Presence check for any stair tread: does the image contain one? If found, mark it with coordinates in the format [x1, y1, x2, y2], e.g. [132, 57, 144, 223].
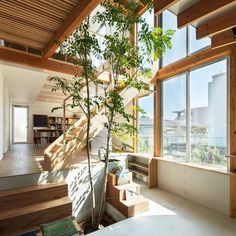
[0, 196, 71, 221]
[121, 195, 149, 207]
[114, 182, 140, 191]
[0, 182, 66, 198]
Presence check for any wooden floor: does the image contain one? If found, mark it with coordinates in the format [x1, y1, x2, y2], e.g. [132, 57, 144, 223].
[0, 144, 45, 177]
[0, 144, 99, 178]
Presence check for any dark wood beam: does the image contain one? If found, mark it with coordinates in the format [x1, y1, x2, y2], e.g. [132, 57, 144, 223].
[229, 45, 236, 218]
[42, 0, 101, 59]
[0, 47, 82, 75]
[211, 29, 236, 49]
[152, 45, 231, 81]
[154, 0, 180, 15]
[197, 9, 236, 39]
[178, 0, 236, 29]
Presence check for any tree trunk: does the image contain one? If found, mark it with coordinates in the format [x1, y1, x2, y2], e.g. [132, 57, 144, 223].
[96, 114, 113, 227]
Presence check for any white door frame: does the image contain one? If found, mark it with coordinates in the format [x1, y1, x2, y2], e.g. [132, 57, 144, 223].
[12, 105, 29, 144]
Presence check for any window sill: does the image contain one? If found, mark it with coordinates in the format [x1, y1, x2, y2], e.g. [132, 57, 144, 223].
[153, 157, 234, 176]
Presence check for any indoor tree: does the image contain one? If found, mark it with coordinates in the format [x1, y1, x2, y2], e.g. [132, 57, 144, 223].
[94, 0, 174, 227]
[50, 0, 174, 232]
[50, 16, 102, 229]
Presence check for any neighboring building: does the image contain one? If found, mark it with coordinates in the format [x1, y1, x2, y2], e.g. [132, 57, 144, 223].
[208, 72, 227, 148]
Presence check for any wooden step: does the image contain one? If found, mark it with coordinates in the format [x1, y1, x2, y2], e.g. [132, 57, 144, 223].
[69, 127, 82, 136]
[59, 135, 75, 144]
[50, 143, 63, 153]
[0, 197, 72, 236]
[0, 182, 68, 211]
[120, 195, 149, 217]
[107, 182, 140, 206]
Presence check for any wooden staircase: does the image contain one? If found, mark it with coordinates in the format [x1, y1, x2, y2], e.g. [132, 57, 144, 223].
[0, 182, 72, 236]
[107, 174, 149, 217]
[43, 87, 140, 171]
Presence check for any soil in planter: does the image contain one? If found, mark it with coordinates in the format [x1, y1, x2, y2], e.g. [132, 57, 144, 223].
[79, 212, 116, 235]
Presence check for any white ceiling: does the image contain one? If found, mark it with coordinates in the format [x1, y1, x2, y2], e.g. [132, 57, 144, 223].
[0, 63, 48, 103]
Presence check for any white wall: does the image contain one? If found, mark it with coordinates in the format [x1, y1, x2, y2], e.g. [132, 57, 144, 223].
[0, 69, 4, 160]
[4, 83, 10, 153]
[158, 160, 230, 215]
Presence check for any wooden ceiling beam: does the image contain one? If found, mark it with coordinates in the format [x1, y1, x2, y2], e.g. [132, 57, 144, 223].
[152, 45, 231, 81]
[211, 29, 236, 49]
[42, 0, 101, 59]
[197, 9, 236, 39]
[0, 47, 82, 75]
[154, 0, 180, 15]
[177, 0, 236, 29]
[0, 31, 45, 50]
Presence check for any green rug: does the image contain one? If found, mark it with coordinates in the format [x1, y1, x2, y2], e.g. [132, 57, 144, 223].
[42, 218, 78, 236]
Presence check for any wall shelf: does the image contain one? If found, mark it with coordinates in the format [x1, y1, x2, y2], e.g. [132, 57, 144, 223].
[129, 168, 148, 177]
[129, 162, 149, 171]
[128, 154, 157, 188]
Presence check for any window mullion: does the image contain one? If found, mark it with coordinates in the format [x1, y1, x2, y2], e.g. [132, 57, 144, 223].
[186, 72, 191, 162]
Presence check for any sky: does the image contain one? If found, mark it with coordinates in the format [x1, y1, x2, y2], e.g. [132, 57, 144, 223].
[138, 9, 227, 121]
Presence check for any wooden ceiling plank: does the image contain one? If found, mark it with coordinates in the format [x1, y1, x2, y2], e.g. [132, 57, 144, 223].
[0, 28, 51, 44]
[152, 45, 231, 81]
[177, 0, 236, 29]
[0, 5, 62, 29]
[0, 13, 55, 34]
[154, 0, 180, 15]
[0, 47, 82, 76]
[197, 8, 236, 39]
[211, 29, 236, 49]
[39, 0, 78, 13]
[42, 0, 102, 59]
[0, 31, 45, 50]
[12, 0, 68, 20]
[38, 95, 66, 100]
[0, 18, 52, 39]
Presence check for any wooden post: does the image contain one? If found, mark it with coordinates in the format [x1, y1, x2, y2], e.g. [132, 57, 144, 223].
[154, 80, 161, 157]
[132, 97, 138, 153]
[63, 100, 66, 143]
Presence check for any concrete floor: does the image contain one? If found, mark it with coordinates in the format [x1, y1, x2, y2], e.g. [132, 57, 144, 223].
[89, 180, 236, 236]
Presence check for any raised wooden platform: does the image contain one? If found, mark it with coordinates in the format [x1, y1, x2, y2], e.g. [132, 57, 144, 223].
[0, 182, 72, 236]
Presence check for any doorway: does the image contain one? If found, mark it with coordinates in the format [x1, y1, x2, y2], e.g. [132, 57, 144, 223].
[13, 105, 29, 143]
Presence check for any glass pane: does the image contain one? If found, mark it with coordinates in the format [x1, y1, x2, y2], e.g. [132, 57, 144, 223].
[162, 10, 187, 66]
[189, 25, 210, 54]
[190, 59, 227, 168]
[138, 94, 154, 154]
[162, 74, 186, 161]
[13, 107, 28, 143]
[138, 9, 154, 69]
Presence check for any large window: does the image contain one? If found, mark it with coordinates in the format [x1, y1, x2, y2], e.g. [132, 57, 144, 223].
[162, 10, 210, 66]
[162, 59, 228, 168]
[162, 74, 186, 161]
[138, 94, 154, 154]
[162, 10, 187, 66]
[190, 60, 227, 167]
[189, 25, 211, 54]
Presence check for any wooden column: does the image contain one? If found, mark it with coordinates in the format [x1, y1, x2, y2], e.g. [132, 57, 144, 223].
[230, 45, 236, 217]
[148, 80, 161, 188]
[132, 97, 138, 153]
[154, 80, 161, 157]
